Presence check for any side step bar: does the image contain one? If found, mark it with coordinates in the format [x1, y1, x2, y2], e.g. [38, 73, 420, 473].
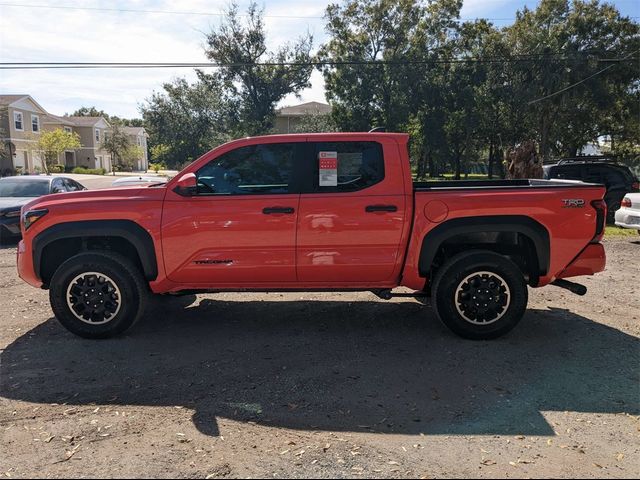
[371, 289, 429, 300]
[551, 279, 587, 296]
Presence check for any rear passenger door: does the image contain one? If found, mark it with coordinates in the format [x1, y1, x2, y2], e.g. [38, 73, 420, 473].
[296, 140, 406, 283]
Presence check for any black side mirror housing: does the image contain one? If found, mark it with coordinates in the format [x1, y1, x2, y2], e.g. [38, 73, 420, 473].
[173, 172, 198, 196]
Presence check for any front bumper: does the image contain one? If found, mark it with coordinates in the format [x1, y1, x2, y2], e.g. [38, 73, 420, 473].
[17, 239, 42, 288]
[557, 243, 606, 279]
[0, 216, 21, 238]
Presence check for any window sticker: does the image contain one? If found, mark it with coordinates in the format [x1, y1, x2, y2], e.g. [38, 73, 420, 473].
[319, 151, 338, 186]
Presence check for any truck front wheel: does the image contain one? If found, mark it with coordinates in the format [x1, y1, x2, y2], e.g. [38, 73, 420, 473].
[431, 250, 528, 340]
[49, 252, 147, 339]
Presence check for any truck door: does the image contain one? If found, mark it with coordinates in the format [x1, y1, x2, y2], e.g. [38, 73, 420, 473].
[162, 142, 303, 284]
[296, 140, 406, 283]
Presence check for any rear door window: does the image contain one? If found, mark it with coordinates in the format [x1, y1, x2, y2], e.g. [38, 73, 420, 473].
[308, 141, 384, 193]
[51, 178, 66, 193]
[63, 179, 82, 191]
[584, 166, 624, 188]
[551, 166, 583, 181]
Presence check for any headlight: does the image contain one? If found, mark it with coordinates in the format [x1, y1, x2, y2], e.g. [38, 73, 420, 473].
[23, 209, 49, 230]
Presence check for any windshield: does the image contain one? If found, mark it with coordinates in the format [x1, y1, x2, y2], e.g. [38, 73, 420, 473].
[0, 179, 50, 197]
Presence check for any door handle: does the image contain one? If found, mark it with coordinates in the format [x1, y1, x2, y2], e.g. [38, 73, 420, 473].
[263, 207, 295, 214]
[365, 205, 398, 213]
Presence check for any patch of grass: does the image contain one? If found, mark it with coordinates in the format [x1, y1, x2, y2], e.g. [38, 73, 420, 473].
[605, 226, 639, 237]
[71, 167, 106, 175]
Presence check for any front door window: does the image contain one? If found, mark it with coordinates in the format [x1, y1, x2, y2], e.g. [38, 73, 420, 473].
[195, 143, 295, 196]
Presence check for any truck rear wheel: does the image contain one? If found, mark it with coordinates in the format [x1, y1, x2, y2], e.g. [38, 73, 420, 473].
[431, 250, 528, 340]
[49, 252, 147, 339]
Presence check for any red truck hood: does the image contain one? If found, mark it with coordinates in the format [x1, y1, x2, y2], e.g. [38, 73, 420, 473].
[20, 184, 167, 214]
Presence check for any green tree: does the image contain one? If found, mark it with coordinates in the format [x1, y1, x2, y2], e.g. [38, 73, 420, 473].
[291, 113, 338, 133]
[36, 129, 82, 174]
[322, 0, 638, 177]
[0, 106, 11, 174]
[202, 2, 313, 135]
[504, 0, 640, 160]
[320, 0, 423, 132]
[102, 123, 133, 171]
[403, 0, 464, 178]
[71, 106, 144, 127]
[141, 76, 236, 168]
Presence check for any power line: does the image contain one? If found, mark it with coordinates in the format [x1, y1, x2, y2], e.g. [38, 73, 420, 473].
[527, 50, 640, 105]
[0, 55, 636, 70]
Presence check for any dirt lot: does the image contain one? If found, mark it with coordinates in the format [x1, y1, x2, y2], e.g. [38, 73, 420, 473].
[0, 238, 638, 479]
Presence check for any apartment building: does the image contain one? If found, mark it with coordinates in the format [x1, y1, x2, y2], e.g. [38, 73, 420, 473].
[1, 94, 148, 174]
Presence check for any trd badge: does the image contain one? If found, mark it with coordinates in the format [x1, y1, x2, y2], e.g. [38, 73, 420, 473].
[562, 199, 585, 208]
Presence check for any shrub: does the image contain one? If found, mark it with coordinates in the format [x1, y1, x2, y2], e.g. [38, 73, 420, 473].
[71, 167, 106, 175]
[48, 164, 65, 173]
[150, 162, 166, 173]
[113, 164, 133, 173]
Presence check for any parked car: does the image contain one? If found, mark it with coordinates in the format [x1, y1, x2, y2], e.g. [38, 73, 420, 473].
[0, 176, 86, 241]
[17, 133, 607, 340]
[614, 193, 640, 234]
[543, 157, 639, 223]
[112, 176, 168, 187]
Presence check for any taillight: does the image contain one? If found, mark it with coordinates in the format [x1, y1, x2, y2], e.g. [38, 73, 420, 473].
[591, 199, 606, 242]
[632, 181, 639, 191]
[621, 197, 632, 208]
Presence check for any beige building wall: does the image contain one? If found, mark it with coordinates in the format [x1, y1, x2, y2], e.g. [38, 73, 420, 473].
[125, 132, 149, 171]
[3, 99, 47, 172]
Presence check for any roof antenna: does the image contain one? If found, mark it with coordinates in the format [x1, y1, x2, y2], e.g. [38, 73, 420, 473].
[368, 126, 386, 133]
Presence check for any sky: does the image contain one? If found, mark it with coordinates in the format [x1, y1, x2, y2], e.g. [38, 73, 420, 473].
[0, 0, 638, 119]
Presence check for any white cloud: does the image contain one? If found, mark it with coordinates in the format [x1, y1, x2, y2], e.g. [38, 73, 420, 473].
[0, 0, 328, 118]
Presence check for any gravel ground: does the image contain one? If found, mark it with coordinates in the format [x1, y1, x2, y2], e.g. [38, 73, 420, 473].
[0, 238, 638, 479]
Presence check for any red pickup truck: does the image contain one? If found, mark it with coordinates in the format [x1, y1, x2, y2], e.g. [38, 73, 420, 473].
[16, 133, 607, 340]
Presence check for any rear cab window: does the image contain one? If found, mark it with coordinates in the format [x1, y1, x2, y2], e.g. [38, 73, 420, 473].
[308, 141, 384, 193]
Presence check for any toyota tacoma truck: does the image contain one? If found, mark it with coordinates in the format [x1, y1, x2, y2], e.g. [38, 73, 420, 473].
[16, 133, 607, 340]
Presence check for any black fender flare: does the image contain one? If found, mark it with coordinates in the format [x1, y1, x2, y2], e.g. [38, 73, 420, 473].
[418, 215, 550, 278]
[33, 220, 158, 281]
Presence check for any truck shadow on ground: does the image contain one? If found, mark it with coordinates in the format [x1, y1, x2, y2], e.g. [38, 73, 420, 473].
[1, 296, 638, 438]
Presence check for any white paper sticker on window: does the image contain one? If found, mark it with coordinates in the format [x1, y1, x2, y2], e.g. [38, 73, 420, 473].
[319, 151, 338, 187]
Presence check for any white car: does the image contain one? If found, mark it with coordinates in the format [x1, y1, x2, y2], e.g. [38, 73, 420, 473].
[112, 176, 168, 187]
[615, 193, 640, 233]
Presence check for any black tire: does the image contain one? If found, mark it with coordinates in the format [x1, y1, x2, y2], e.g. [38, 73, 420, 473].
[49, 251, 147, 339]
[607, 202, 621, 225]
[431, 250, 528, 340]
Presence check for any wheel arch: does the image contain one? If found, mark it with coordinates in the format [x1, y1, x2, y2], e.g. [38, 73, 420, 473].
[418, 215, 550, 286]
[33, 220, 158, 286]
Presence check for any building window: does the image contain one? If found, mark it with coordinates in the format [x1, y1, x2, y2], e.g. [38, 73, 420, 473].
[31, 114, 40, 132]
[95, 129, 100, 142]
[13, 111, 23, 131]
[64, 126, 72, 133]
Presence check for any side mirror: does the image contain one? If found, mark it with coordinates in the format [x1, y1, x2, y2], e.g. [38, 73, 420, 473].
[173, 172, 197, 197]
[52, 187, 64, 194]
